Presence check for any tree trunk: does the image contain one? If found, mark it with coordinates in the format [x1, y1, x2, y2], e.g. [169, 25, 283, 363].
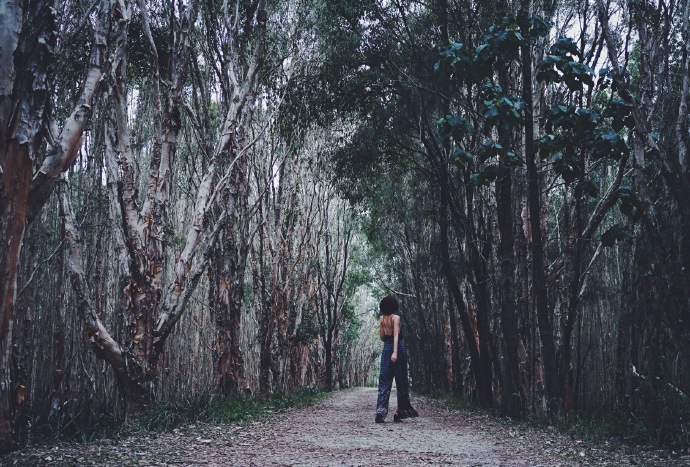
[615, 229, 635, 409]
[209, 228, 247, 396]
[209, 162, 249, 396]
[467, 196, 495, 408]
[324, 333, 333, 391]
[523, 30, 560, 414]
[496, 67, 521, 418]
[0, 144, 31, 450]
[0, 0, 106, 448]
[439, 194, 482, 398]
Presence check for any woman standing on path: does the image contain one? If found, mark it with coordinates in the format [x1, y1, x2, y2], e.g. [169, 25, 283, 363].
[375, 295, 419, 423]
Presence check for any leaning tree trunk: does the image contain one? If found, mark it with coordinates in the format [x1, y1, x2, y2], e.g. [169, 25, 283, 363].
[438, 193, 482, 397]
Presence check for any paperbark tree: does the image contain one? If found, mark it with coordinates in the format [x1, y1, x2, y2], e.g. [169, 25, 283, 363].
[58, 0, 203, 407]
[520, 17, 559, 414]
[0, 0, 111, 449]
[59, 0, 269, 407]
[199, 0, 268, 397]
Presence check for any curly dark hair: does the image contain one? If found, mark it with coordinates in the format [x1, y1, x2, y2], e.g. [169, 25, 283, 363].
[379, 295, 399, 315]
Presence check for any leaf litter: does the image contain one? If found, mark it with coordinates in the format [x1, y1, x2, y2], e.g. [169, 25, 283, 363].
[1, 387, 688, 466]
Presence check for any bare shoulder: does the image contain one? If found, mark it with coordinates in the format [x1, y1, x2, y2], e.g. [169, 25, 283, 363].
[392, 314, 401, 323]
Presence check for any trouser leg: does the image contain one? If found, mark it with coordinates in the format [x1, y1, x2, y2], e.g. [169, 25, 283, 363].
[376, 345, 394, 417]
[394, 343, 411, 410]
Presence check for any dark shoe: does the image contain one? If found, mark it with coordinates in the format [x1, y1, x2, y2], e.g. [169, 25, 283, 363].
[375, 414, 385, 423]
[393, 411, 402, 422]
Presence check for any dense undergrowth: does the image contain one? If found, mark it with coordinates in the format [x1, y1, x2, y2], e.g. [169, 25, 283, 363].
[38, 386, 325, 445]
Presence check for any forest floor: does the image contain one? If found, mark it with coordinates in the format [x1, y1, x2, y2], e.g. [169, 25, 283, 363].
[2, 387, 688, 466]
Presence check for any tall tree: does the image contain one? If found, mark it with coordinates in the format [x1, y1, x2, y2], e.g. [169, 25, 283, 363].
[59, 0, 269, 408]
[200, 0, 268, 397]
[0, 0, 112, 449]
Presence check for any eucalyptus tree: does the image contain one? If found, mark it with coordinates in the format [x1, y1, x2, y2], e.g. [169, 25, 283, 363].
[58, 0, 269, 410]
[0, 0, 120, 450]
[193, 0, 272, 398]
[250, 134, 321, 396]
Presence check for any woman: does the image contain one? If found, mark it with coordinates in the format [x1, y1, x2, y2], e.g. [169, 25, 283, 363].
[375, 295, 419, 423]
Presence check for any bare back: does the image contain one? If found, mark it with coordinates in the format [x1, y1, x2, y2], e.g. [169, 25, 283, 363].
[379, 314, 400, 341]
[380, 315, 394, 335]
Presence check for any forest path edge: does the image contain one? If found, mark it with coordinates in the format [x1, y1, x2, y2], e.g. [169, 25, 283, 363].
[1, 386, 688, 466]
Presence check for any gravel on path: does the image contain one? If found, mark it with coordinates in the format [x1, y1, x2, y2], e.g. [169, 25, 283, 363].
[2, 387, 688, 466]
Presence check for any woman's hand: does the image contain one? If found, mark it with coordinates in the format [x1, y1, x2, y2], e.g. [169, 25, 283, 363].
[391, 352, 398, 363]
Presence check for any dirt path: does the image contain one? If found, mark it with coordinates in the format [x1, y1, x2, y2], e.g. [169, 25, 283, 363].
[3, 387, 687, 466]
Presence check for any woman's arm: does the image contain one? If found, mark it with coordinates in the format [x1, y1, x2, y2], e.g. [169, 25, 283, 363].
[391, 315, 400, 363]
[379, 316, 385, 341]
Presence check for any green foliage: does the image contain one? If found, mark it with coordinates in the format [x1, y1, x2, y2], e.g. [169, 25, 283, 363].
[528, 15, 552, 38]
[477, 18, 524, 63]
[537, 38, 594, 91]
[470, 139, 523, 186]
[615, 184, 642, 220]
[127, 23, 169, 83]
[132, 394, 213, 433]
[436, 14, 550, 85]
[603, 99, 636, 132]
[42, 412, 120, 445]
[263, 386, 324, 410]
[480, 85, 525, 129]
[436, 15, 576, 188]
[208, 386, 324, 424]
[535, 83, 634, 203]
[438, 115, 474, 141]
[590, 130, 631, 161]
[133, 388, 326, 433]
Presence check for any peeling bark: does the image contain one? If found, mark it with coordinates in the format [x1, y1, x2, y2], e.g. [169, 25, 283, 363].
[57, 178, 129, 392]
[26, 1, 110, 222]
[205, 0, 267, 397]
[0, 0, 107, 450]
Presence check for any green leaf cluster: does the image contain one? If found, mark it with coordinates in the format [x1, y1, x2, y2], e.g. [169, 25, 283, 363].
[537, 38, 594, 91]
[538, 98, 633, 187]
